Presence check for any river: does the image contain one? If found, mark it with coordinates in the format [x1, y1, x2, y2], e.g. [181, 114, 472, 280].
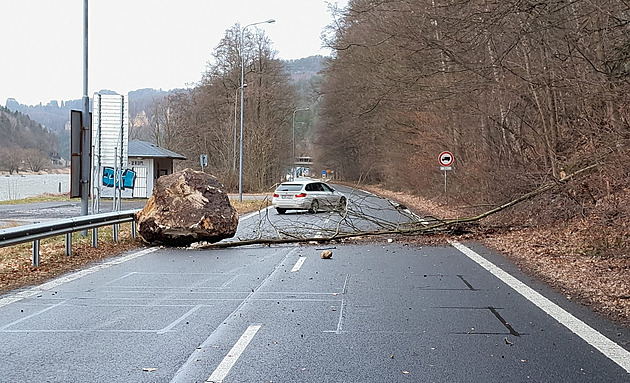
[0, 173, 70, 202]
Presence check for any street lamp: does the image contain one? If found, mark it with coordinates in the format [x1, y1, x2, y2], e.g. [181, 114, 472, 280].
[292, 108, 309, 181]
[239, 18, 275, 202]
[233, 84, 246, 172]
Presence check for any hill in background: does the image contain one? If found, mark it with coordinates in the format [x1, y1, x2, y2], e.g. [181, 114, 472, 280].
[4, 89, 171, 160]
[3, 56, 325, 161]
[0, 105, 59, 173]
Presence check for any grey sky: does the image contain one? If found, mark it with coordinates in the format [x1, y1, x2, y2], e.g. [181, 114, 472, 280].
[0, 0, 347, 106]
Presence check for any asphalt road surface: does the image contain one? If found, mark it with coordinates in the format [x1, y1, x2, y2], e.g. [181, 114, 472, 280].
[1, 187, 629, 382]
[233, 184, 423, 242]
[0, 199, 148, 227]
[0, 194, 261, 228]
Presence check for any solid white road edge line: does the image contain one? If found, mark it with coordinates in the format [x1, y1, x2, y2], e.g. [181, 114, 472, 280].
[450, 241, 630, 374]
[239, 206, 273, 222]
[291, 256, 306, 272]
[206, 324, 262, 383]
[0, 247, 157, 308]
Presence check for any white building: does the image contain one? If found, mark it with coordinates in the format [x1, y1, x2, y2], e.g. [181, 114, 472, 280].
[127, 140, 186, 198]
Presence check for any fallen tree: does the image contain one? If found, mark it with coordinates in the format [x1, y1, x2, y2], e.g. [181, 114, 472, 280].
[198, 164, 599, 249]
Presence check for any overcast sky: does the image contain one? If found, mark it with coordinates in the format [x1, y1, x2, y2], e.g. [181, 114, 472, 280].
[0, 0, 348, 106]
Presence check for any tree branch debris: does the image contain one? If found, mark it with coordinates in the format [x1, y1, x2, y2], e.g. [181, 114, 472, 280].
[198, 164, 599, 249]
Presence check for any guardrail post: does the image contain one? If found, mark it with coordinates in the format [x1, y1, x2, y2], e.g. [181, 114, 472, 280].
[65, 233, 72, 256]
[131, 220, 137, 239]
[32, 240, 40, 267]
[92, 228, 98, 248]
[113, 224, 119, 243]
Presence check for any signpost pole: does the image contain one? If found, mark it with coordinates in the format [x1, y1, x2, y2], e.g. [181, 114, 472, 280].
[444, 170, 448, 203]
[438, 151, 454, 204]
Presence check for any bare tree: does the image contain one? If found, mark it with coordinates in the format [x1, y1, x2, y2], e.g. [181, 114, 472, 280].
[23, 149, 49, 172]
[318, 0, 630, 210]
[159, 24, 298, 192]
[0, 146, 24, 174]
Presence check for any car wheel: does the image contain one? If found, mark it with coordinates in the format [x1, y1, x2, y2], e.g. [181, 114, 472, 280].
[276, 208, 286, 215]
[337, 196, 347, 211]
[308, 200, 319, 214]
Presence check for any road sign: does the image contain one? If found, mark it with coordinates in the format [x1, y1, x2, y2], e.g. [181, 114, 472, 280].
[322, 170, 327, 178]
[439, 151, 454, 167]
[200, 154, 208, 171]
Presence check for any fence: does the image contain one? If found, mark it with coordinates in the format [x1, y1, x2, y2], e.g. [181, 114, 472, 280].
[0, 210, 139, 266]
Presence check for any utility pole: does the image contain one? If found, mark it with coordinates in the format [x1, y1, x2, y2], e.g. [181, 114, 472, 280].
[81, 0, 90, 227]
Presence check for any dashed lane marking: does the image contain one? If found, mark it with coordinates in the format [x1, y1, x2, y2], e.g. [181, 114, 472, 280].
[206, 324, 262, 383]
[290, 256, 306, 272]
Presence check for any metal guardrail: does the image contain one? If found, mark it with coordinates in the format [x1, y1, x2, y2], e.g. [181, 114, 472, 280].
[0, 209, 140, 267]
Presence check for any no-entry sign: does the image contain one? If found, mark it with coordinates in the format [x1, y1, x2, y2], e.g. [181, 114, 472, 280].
[439, 151, 454, 167]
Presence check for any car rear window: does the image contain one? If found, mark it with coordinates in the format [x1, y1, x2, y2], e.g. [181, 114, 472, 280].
[276, 184, 303, 192]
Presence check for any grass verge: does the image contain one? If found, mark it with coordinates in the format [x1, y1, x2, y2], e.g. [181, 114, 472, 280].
[0, 198, 268, 294]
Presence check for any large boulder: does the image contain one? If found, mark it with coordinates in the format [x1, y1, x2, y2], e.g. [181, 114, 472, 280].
[135, 169, 238, 246]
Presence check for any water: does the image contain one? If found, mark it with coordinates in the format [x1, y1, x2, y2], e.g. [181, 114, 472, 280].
[0, 173, 70, 201]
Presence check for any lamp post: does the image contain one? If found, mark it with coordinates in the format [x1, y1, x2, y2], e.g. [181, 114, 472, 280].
[80, 0, 90, 234]
[239, 18, 275, 202]
[292, 108, 309, 181]
[233, 85, 245, 172]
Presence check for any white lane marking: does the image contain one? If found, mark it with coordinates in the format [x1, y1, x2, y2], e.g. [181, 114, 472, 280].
[206, 324, 262, 383]
[0, 247, 157, 308]
[328, 274, 350, 334]
[451, 241, 630, 374]
[104, 272, 138, 286]
[239, 206, 273, 222]
[356, 188, 378, 197]
[290, 256, 306, 272]
[170, 248, 297, 382]
[156, 305, 202, 335]
[334, 298, 347, 334]
[219, 274, 241, 289]
[0, 301, 65, 331]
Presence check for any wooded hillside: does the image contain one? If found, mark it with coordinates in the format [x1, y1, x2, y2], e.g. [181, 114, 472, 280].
[0, 106, 58, 173]
[316, 0, 630, 257]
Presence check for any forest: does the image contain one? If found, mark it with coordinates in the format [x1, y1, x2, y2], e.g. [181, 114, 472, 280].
[313, 0, 630, 257]
[0, 105, 58, 173]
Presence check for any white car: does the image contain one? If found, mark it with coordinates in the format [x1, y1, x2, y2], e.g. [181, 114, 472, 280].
[272, 180, 347, 214]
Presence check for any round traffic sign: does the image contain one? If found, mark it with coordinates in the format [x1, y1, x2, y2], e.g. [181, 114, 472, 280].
[439, 151, 454, 167]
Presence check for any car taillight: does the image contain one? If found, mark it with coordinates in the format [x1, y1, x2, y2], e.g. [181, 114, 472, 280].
[273, 193, 279, 198]
[295, 193, 307, 198]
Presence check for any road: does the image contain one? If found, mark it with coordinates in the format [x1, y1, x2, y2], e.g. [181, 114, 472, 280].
[0, 200, 147, 227]
[0, 185, 629, 382]
[233, 184, 423, 241]
[0, 194, 263, 227]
